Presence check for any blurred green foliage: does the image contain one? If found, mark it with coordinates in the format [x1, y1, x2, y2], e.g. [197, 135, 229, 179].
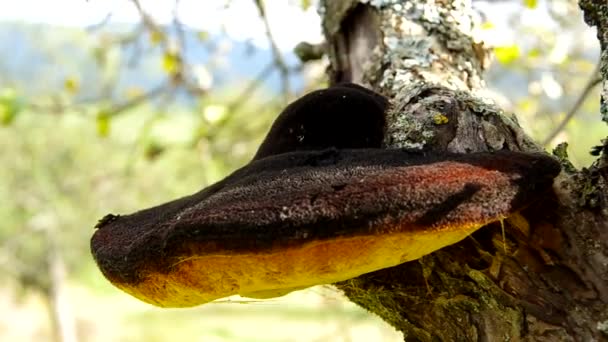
[0, 92, 278, 284]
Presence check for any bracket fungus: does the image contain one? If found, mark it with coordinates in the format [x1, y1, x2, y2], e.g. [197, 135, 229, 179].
[91, 84, 560, 308]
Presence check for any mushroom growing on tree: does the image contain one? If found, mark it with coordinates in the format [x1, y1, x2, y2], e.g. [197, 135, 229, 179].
[91, 84, 560, 307]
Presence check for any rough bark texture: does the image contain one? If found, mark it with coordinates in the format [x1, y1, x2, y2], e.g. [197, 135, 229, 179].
[321, 0, 608, 340]
[579, 0, 608, 124]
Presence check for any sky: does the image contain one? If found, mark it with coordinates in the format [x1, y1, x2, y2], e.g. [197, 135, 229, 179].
[0, 0, 597, 65]
[0, 0, 576, 51]
[0, 0, 324, 51]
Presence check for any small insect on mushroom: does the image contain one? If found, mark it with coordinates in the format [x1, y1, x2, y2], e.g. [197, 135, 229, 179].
[90, 84, 560, 308]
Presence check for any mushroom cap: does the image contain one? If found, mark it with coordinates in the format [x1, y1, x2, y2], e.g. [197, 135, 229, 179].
[91, 148, 560, 307]
[253, 83, 387, 159]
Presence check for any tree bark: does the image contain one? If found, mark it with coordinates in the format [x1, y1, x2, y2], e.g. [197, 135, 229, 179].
[320, 0, 608, 340]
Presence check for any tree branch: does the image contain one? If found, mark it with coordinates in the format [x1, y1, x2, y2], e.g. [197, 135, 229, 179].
[542, 62, 602, 146]
[322, 1, 608, 340]
[253, 0, 290, 101]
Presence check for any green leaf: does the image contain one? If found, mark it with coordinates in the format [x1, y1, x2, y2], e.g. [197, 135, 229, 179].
[527, 48, 541, 58]
[0, 102, 15, 125]
[480, 22, 494, 30]
[301, 0, 311, 10]
[149, 30, 166, 45]
[162, 52, 181, 75]
[0, 88, 23, 126]
[64, 77, 80, 94]
[494, 45, 520, 65]
[96, 111, 111, 137]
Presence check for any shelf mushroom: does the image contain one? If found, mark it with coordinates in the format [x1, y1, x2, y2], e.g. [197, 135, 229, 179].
[91, 84, 561, 307]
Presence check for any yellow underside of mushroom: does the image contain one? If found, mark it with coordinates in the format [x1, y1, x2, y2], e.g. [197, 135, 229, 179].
[114, 220, 497, 307]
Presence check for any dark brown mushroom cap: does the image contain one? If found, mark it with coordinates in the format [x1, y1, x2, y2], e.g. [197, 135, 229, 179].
[91, 148, 560, 307]
[253, 83, 387, 160]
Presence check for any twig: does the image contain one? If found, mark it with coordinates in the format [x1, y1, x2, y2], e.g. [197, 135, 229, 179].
[130, 0, 207, 97]
[172, 0, 187, 53]
[131, 0, 164, 41]
[542, 62, 602, 146]
[253, 0, 290, 102]
[227, 61, 275, 114]
[107, 83, 169, 117]
[86, 12, 113, 32]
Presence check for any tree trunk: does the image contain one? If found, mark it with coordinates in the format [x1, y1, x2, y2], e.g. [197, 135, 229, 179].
[320, 0, 608, 340]
[46, 229, 78, 342]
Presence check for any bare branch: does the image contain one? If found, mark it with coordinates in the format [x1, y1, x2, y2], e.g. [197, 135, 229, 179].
[542, 62, 602, 146]
[131, 0, 166, 48]
[253, 0, 290, 101]
[172, 0, 187, 53]
[106, 83, 170, 118]
[227, 61, 275, 114]
[130, 0, 208, 98]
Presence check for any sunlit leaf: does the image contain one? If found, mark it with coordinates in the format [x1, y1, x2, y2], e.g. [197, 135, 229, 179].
[523, 0, 537, 9]
[301, 0, 311, 10]
[162, 52, 181, 75]
[149, 30, 165, 45]
[480, 22, 494, 30]
[0, 88, 23, 126]
[64, 77, 80, 94]
[494, 45, 520, 65]
[96, 111, 111, 137]
[0, 103, 15, 125]
[203, 105, 227, 124]
[517, 98, 536, 113]
[527, 48, 541, 58]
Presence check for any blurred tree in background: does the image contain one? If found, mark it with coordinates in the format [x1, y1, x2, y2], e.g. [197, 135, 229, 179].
[0, 0, 604, 341]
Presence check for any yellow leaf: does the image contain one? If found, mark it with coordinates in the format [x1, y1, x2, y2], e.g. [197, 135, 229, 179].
[64, 77, 80, 94]
[162, 52, 181, 75]
[0, 88, 21, 126]
[517, 98, 536, 113]
[494, 45, 520, 65]
[301, 0, 311, 10]
[480, 22, 494, 30]
[0, 103, 13, 125]
[96, 111, 111, 137]
[149, 30, 165, 45]
[527, 48, 541, 58]
[523, 0, 537, 9]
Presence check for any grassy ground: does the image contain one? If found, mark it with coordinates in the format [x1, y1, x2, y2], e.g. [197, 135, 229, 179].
[0, 281, 402, 342]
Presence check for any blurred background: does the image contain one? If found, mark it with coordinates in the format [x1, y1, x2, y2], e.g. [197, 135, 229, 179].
[0, 0, 605, 341]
